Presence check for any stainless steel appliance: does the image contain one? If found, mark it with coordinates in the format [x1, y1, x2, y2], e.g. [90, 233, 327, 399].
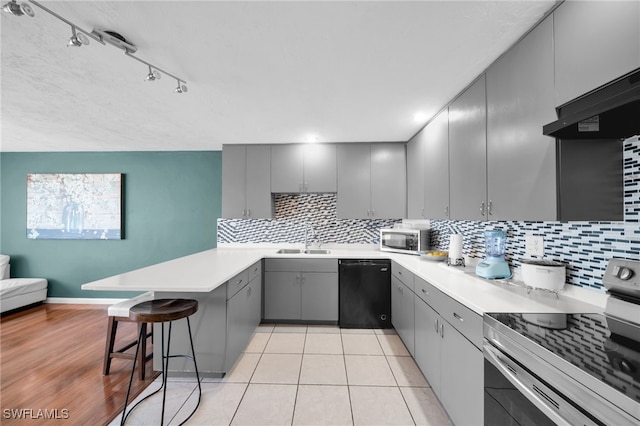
[339, 259, 391, 328]
[379, 228, 430, 255]
[484, 259, 640, 425]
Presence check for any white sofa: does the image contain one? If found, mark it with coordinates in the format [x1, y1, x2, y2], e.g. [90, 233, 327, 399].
[0, 255, 48, 314]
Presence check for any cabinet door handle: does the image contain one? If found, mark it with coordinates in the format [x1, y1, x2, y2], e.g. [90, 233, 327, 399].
[304, 183, 308, 192]
[247, 209, 251, 217]
[488, 200, 493, 216]
[445, 205, 449, 217]
[237, 279, 243, 286]
[242, 209, 246, 218]
[247, 286, 252, 297]
[480, 202, 485, 216]
[421, 288, 428, 295]
[301, 274, 305, 285]
[434, 318, 439, 333]
[453, 312, 464, 322]
[299, 183, 303, 192]
[421, 208, 424, 218]
[440, 323, 444, 338]
[371, 209, 375, 217]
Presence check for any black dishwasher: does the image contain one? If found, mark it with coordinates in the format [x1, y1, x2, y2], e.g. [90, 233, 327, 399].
[339, 259, 392, 328]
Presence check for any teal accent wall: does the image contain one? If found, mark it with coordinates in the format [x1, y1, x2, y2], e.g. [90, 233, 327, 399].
[0, 151, 222, 298]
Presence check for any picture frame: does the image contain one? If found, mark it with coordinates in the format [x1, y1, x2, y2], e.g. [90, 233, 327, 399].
[26, 173, 123, 240]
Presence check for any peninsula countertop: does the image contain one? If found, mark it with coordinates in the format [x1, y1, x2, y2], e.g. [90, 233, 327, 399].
[81, 245, 604, 315]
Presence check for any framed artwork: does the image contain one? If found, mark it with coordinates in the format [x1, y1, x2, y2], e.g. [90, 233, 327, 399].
[26, 173, 123, 240]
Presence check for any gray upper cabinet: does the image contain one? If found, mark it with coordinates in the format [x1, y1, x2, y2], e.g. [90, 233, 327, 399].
[486, 17, 557, 221]
[271, 144, 304, 193]
[337, 144, 371, 218]
[271, 144, 337, 193]
[371, 143, 407, 219]
[337, 143, 406, 219]
[422, 109, 450, 220]
[222, 145, 272, 218]
[407, 109, 449, 220]
[554, 0, 640, 106]
[406, 132, 425, 219]
[448, 76, 487, 221]
[303, 144, 337, 193]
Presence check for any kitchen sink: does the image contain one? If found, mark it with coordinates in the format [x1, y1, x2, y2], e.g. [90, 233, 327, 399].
[275, 248, 331, 255]
[304, 249, 331, 255]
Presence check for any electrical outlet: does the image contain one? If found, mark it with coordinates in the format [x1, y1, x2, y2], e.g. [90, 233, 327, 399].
[525, 235, 544, 257]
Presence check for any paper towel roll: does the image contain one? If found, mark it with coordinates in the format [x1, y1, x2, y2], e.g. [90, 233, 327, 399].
[449, 234, 463, 260]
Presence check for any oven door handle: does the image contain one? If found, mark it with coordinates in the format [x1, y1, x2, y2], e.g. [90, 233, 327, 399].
[484, 344, 573, 426]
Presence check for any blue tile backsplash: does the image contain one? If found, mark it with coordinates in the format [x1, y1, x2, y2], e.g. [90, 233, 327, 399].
[219, 136, 639, 292]
[431, 136, 639, 291]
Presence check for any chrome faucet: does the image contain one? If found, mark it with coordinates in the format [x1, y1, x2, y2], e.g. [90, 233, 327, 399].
[304, 222, 317, 251]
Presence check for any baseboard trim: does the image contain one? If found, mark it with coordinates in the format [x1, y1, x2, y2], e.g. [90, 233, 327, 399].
[46, 297, 126, 305]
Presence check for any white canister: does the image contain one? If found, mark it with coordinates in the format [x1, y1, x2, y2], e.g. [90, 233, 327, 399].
[448, 234, 463, 261]
[520, 259, 566, 291]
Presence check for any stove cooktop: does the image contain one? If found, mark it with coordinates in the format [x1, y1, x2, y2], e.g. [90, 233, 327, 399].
[487, 312, 640, 406]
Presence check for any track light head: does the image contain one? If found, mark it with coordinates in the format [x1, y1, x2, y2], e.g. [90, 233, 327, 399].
[145, 66, 161, 81]
[174, 81, 188, 94]
[2, 1, 34, 17]
[68, 26, 89, 47]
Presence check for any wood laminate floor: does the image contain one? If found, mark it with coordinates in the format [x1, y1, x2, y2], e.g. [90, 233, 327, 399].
[0, 303, 158, 425]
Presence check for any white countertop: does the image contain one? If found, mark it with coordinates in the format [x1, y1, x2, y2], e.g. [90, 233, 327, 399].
[82, 245, 604, 315]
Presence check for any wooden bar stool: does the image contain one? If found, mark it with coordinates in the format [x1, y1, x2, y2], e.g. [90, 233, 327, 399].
[103, 292, 154, 380]
[120, 299, 201, 426]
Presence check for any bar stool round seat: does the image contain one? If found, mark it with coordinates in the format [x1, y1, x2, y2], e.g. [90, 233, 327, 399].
[120, 298, 201, 426]
[130, 299, 198, 323]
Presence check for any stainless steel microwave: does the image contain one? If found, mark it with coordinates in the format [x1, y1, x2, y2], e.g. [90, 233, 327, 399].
[379, 228, 430, 255]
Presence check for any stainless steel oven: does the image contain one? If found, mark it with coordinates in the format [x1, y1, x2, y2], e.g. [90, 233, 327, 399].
[484, 259, 640, 426]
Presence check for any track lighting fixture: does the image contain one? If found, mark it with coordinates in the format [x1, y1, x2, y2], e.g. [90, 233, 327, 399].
[145, 65, 161, 81]
[67, 26, 89, 47]
[174, 80, 188, 94]
[6, 0, 187, 93]
[2, 0, 34, 17]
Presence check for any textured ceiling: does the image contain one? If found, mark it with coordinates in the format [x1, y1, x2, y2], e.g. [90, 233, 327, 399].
[0, 1, 557, 152]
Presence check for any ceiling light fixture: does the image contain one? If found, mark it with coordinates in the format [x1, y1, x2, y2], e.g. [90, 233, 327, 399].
[7, 0, 187, 93]
[145, 65, 161, 81]
[413, 112, 428, 122]
[67, 25, 89, 47]
[174, 79, 188, 94]
[2, 0, 34, 17]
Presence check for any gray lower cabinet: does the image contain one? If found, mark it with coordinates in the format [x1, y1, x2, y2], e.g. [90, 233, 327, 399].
[264, 259, 338, 322]
[154, 261, 263, 375]
[225, 277, 262, 370]
[414, 276, 483, 426]
[391, 262, 415, 355]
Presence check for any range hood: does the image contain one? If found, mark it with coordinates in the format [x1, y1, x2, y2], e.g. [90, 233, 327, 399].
[543, 68, 640, 140]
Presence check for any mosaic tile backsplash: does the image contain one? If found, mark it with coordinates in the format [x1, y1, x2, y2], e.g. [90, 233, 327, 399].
[217, 193, 401, 245]
[431, 136, 639, 291]
[218, 136, 639, 292]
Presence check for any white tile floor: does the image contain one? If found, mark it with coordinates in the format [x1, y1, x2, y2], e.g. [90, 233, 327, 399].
[110, 325, 452, 426]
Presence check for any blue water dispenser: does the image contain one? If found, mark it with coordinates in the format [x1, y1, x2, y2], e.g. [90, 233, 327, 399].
[475, 229, 511, 279]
